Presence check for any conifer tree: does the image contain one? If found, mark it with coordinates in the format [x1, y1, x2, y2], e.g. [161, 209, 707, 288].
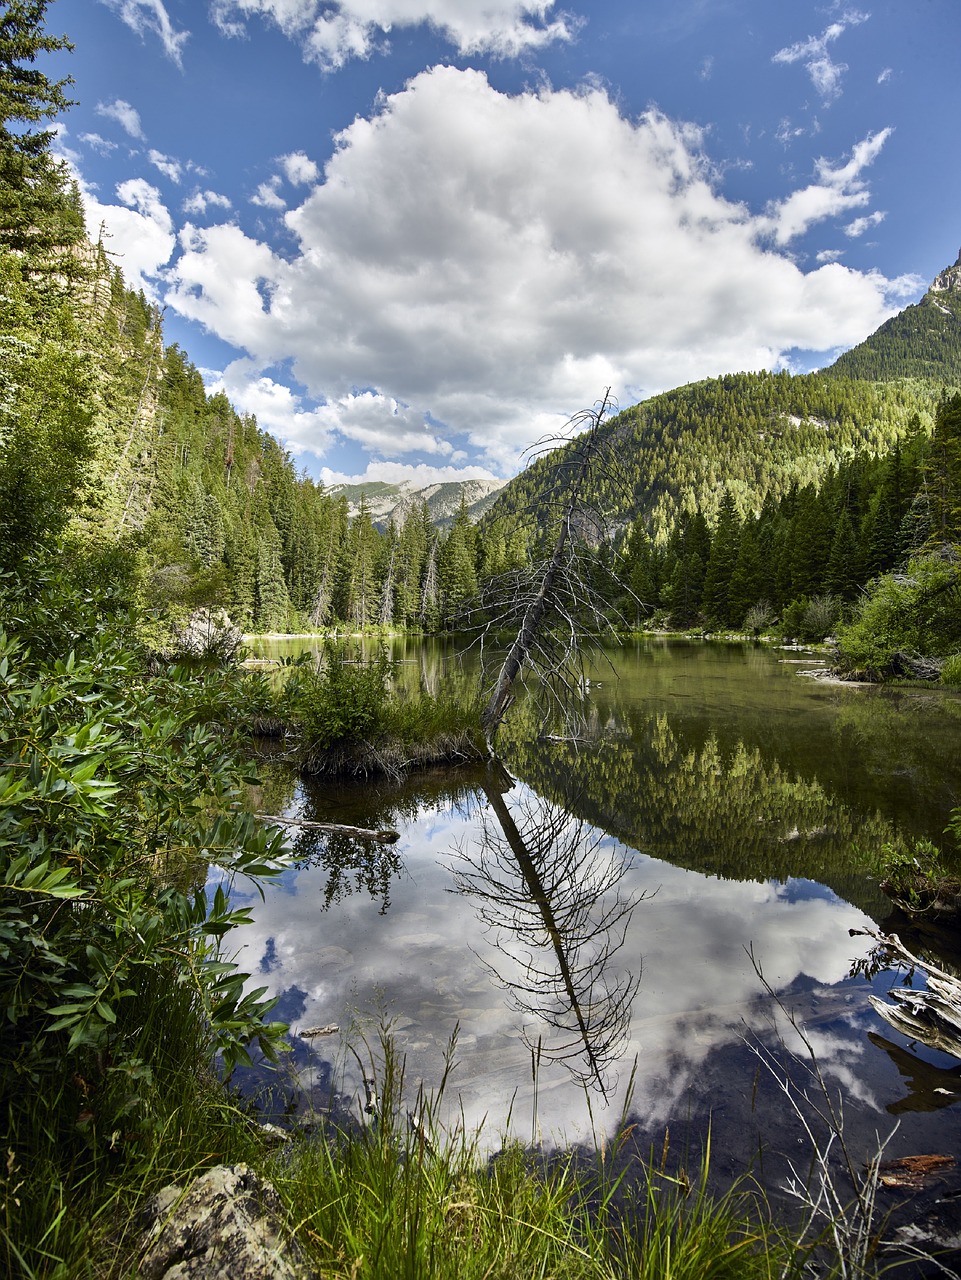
[702, 492, 740, 625]
[440, 496, 478, 622]
[0, 1, 83, 262]
[925, 393, 961, 545]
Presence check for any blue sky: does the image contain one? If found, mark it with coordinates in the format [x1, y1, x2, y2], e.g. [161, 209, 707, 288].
[48, 0, 961, 485]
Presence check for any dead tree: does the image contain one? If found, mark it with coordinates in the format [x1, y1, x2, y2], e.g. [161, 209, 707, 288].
[473, 389, 634, 752]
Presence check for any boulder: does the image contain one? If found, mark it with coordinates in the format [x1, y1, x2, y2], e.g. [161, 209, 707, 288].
[165, 608, 243, 663]
[138, 1163, 306, 1279]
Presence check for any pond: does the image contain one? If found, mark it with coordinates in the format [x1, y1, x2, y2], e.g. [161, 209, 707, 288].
[229, 636, 961, 1216]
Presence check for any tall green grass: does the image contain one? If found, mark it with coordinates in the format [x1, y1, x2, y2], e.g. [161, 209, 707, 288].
[267, 1028, 792, 1280]
[2, 971, 267, 1279]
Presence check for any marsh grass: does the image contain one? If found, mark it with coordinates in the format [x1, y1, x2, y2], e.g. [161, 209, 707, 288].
[5, 1007, 831, 1280]
[287, 648, 484, 778]
[267, 1027, 792, 1280]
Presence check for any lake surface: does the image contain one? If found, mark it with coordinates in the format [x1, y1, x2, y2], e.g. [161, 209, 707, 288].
[231, 637, 961, 1209]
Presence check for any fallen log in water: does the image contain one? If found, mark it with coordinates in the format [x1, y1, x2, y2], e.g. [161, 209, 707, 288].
[255, 813, 400, 843]
[859, 929, 961, 1061]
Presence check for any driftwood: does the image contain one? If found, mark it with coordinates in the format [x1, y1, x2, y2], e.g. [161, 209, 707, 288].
[860, 929, 961, 1061]
[888, 650, 944, 681]
[255, 813, 400, 843]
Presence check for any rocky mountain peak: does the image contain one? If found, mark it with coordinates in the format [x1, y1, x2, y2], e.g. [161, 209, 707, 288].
[931, 248, 961, 295]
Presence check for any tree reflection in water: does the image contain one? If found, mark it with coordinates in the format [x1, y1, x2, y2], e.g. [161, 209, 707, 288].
[448, 762, 645, 1094]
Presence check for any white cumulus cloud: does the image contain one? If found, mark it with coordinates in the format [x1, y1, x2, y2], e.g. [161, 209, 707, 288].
[148, 149, 183, 182]
[762, 128, 892, 245]
[251, 176, 286, 208]
[160, 69, 910, 471]
[320, 459, 500, 487]
[82, 178, 176, 297]
[279, 151, 320, 185]
[212, 359, 335, 453]
[844, 210, 885, 238]
[183, 189, 233, 215]
[773, 11, 870, 103]
[210, 0, 574, 69]
[96, 98, 145, 139]
[79, 132, 118, 154]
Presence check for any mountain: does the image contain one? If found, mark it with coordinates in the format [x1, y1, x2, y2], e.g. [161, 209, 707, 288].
[481, 252, 961, 547]
[824, 249, 961, 383]
[481, 372, 936, 546]
[327, 477, 506, 529]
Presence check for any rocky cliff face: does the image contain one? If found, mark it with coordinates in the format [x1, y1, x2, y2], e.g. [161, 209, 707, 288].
[931, 250, 961, 296]
[329, 476, 506, 529]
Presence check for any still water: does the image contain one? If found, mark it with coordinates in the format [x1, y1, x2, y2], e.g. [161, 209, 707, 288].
[231, 637, 961, 1178]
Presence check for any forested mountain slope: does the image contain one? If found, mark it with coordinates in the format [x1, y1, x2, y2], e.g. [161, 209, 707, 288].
[483, 372, 937, 547]
[824, 250, 961, 383]
[481, 252, 961, 550]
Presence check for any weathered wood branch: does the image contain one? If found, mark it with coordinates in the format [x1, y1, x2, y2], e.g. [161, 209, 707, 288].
[254, 813, 400, 843]
[859, 928, 961, 1061]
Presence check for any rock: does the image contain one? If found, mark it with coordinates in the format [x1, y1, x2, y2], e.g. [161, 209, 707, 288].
[165, 608, 243, 663]
[138, 1163, 306, 1279]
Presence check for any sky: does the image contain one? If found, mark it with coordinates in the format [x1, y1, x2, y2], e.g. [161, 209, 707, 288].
[47, 0, 961, 487]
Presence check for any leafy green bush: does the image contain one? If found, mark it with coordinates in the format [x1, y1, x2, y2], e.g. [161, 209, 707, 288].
[941, 652, 961, 686]
[285, 643, 392, 751]
[0, 611, 292, 1139]
[835, 553, 961, 677]
[778, 596, 808, 640]
[801, 593, 840, 640]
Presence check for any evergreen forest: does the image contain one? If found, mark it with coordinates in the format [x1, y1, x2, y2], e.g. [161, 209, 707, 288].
[3, 0, 960, 661]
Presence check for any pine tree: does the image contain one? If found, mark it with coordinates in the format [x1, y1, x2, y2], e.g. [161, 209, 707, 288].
[0, 1, 83, 262]
[255, 526, 290, 632]
[702, 493, 740, 626]
[440, 497, 478, 623]
[925, 393, 961, 545]
[824, 508, 859, 600]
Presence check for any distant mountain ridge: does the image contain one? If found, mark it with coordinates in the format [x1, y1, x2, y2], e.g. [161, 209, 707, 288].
[327, 476, 506, 529]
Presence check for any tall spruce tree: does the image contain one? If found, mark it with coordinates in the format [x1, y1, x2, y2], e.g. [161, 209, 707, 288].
[0, 1, 83, 261]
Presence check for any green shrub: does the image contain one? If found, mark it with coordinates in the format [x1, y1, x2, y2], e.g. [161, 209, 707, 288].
[778, 596, 809, 640]
[835, 552, 961, 677]
[941, 652, 961, 686]
[0, 575, 297, 1275]
[285, 643, 392, 750]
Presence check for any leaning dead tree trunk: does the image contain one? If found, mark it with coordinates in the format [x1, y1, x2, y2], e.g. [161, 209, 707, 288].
[480, 389, 616, 752]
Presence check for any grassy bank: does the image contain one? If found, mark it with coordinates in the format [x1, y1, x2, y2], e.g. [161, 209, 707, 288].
[4, 1013, 796, 1279]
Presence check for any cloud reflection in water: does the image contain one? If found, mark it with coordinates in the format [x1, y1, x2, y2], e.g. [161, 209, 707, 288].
[224, 773, 879, 1147]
